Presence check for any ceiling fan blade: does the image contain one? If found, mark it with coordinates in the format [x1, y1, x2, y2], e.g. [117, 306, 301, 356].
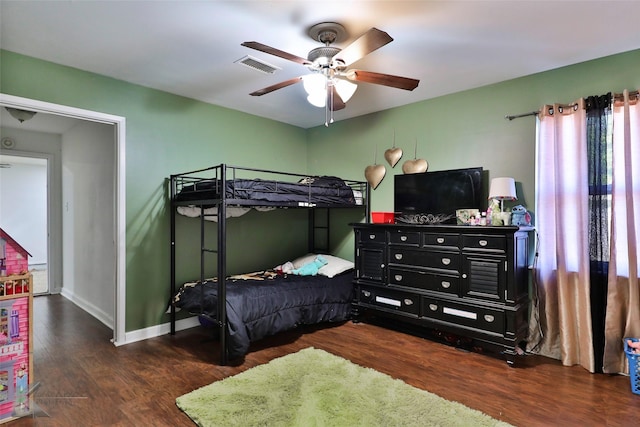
[241, 42, 310, 66]
[249, 77, 303, 96]
[328, 86, 346, 111]
[345, 70, 419, 91]
[334, 28, 393, 67]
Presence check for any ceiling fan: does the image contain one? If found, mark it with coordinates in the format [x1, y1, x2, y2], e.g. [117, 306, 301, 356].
[241, 22, 420, 123]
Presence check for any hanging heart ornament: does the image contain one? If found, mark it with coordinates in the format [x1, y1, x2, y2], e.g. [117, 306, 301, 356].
[384, 129, 403, 168]
[384, 147, 403, 168]
[365, 164, 386, 190]
[402, 138, 428, 174]
[402, 159, 428, 174]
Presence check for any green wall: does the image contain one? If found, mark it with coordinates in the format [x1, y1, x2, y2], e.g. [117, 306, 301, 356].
[2, 48, 639, 333]
[308, 48, 640, 250]
[1, 50, 310, 331]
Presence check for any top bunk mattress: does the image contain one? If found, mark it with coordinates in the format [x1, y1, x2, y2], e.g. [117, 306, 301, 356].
[171, 165, 366, 208]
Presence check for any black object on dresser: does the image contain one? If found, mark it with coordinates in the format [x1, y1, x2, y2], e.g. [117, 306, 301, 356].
[351, 223, 531, 365]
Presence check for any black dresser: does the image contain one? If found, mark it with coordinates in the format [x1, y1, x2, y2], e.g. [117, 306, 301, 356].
[351, 223, 531, 365]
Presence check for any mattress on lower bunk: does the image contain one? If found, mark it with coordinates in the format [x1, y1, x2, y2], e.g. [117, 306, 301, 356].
[173, 271, 354, 360]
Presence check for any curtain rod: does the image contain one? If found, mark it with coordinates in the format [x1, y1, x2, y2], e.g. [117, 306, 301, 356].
[504, 111, 538, 121]
[506, 90, 638, 121]
[614, 89, 639, 101]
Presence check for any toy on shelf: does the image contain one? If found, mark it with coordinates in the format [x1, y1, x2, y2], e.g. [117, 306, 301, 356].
[511, 205, 532, 226]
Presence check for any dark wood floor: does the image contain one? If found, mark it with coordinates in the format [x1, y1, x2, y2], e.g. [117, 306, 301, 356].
[10, 295, 640, 426]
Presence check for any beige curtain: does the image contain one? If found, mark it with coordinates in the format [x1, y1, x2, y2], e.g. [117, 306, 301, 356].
[531, 98, 595, 372]
[603, 90, 640, 374]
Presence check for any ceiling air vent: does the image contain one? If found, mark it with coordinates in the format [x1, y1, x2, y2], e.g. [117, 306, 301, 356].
[235, 55, 280, 74]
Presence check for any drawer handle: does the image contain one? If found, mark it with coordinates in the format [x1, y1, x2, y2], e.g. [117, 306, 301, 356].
[362, 290, 371, 297]
[479, 240, 488, 246]
[484, 314, 495, 323]
[441, 258, 451, 265]
[395, 254, 403, 260]
[369, 234, 376, 240]
[404, 299, 414, 306]
[437, 237, 445, 244]
[462, 273, 467, 279]
[441, 281, 451, 289]
[395, 274, 403, 282]
[401, 235, 408, 241]
[428, 303, 438, 311]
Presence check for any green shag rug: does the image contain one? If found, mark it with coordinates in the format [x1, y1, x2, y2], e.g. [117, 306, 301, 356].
[176, 347, 512, 427]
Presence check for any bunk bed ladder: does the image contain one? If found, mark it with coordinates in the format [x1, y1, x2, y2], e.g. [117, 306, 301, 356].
[217, 165, 228, 366]
[308, 208, 330, 253]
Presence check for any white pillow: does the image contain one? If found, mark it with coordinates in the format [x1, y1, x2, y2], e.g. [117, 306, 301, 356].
[289, 253, 354, 278]
[318, 255, 354, 278]
[291, 253, 318, 269]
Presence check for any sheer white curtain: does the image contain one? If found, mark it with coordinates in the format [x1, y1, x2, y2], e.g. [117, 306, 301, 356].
[533, 99, 595, 372]
[603, 90, 640, 374]
[533, 90, 640, 373]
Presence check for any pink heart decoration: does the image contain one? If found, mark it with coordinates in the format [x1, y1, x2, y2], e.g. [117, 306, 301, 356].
[364, 164, 386, 190]
[402, 159, 428, 174]
[384, 147, 403, 168]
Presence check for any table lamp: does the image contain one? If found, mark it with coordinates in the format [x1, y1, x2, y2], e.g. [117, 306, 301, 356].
[488, 177, 517, 212]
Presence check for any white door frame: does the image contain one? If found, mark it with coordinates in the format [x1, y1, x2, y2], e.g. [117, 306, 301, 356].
[0, 151, 52, 294]
[0, 93, 126, 346]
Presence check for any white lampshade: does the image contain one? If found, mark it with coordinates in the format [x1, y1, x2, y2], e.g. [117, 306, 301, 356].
[334, 78, 357, 103]
[303, 74, 327, 108]
[306, 92, 326, 108]
[302, 74, 358, 108]
[489, 177, 517, 212]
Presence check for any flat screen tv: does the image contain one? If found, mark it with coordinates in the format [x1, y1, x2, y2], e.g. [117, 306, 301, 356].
[394, 167, 483, 224]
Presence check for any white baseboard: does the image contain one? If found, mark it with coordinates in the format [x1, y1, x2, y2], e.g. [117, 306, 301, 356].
[118, 316, 200, 346]
[60, 288, 114, 329]
[59, 291, 201, 346]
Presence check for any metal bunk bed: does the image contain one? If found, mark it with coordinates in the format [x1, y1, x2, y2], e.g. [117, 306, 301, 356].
[169, 164, 369, 365]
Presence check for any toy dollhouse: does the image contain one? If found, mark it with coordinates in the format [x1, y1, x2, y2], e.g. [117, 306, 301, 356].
[0, 229, 33, 422]
[0, 228, 31, 277]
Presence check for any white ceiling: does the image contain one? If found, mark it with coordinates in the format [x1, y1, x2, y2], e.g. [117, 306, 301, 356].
[1, 1, 639, 129]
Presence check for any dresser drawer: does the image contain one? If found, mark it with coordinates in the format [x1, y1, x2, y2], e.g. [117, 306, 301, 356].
[357, 286, 420, 316]
[462, 235, 506, 252]
[388, 247, 460, 272]
[388, 230, 420, 246]
[423, 233, 460, 248]
[357, 229, 386, 244]
[421, 297, 504, 334]
[388, 267, 459, 294]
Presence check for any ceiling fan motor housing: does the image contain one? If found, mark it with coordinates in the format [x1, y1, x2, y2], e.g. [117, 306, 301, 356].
[307, 46, 341, 66]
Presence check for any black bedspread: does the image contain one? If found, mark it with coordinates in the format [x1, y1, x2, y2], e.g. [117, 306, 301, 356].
[173, 272, 354, 359]
[174, 176, 357, 205]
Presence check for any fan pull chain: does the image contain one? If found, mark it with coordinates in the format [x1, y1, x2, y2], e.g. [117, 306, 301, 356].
[325, 80, 330, 127]
[330, 81, 335, 124]
[325, 80, 335, 127]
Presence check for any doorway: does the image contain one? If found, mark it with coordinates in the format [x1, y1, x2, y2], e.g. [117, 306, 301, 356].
[0, 154, 49, 294]
[0, 93, 126, 346]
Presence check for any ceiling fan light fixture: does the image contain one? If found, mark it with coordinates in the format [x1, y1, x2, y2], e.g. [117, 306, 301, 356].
[307, 93, 326, 108]
[5, 107, 37, 123]
[303, 74, 357, 108]
[303, 74, 327, 107]
[334, 79, 357, 103]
